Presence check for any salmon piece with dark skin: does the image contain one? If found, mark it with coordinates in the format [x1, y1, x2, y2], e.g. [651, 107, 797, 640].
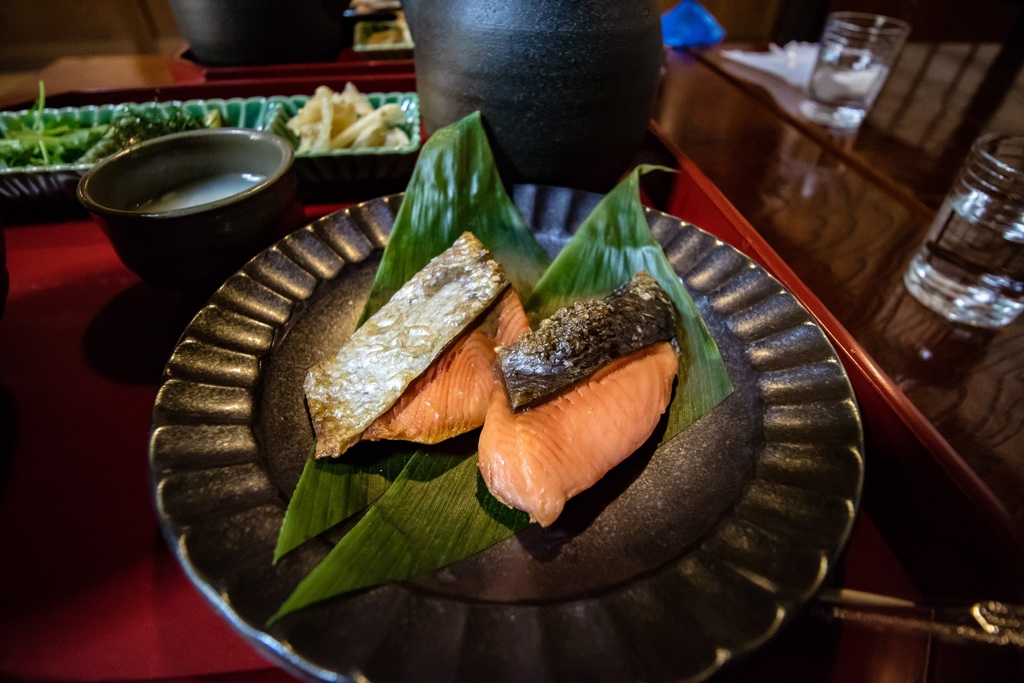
[478, 341, 678, 527]
[362, 289, 531, 444]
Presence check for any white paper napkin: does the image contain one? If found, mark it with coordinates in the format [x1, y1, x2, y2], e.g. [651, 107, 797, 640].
[720, 41, 819, 89]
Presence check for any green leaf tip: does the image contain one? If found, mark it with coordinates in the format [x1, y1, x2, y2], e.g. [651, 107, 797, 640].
[271, 451, 527, 623]
[359, 110, 550, 325]
[272, 442, 415, 563]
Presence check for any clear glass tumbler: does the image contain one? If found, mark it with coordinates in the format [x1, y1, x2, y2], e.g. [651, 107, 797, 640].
[904, 133, 1024, 328]
[799, 12, 910, 129]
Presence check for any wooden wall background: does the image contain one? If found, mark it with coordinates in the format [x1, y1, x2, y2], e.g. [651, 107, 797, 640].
[0, 0, 183, 70]
[2, 0, 1016, 72]
[0, 0, 789, 71]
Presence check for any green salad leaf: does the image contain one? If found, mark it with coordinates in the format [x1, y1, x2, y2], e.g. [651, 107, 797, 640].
[0, 83, 214, 170]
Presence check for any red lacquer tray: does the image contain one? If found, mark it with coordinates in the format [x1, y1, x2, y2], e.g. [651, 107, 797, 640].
[168, 46, 415, 84]
[0, 75, 1021, 683]
[19, 73, 418, 111]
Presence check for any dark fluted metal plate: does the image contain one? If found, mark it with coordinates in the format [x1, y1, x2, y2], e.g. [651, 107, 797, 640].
[150, 185, 864, 682]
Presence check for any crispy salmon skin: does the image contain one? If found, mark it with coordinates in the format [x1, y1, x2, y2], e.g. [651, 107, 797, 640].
[498, 272, 677, 409]
[480, 273, 680, 526]
[304, 232, 510, 459]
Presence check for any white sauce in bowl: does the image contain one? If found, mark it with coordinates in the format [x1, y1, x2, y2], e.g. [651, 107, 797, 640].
[136, 172, 266, 212]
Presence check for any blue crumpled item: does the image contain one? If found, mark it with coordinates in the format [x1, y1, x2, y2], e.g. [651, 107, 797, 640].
[662, 0, 725, 48]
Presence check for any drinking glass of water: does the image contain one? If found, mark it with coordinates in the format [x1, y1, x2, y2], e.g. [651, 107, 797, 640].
[904, 133, 1024, 328]
[799, 12, 910, 129]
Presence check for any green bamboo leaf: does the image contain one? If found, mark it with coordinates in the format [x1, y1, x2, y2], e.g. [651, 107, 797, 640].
[271, 142, 732, 620]
[275, 112, 551, 562]
[527, 164, 733, 439]
[272, 451, 528, 621]
[360, 110, 551, 323]
[273, 444, 415, 562]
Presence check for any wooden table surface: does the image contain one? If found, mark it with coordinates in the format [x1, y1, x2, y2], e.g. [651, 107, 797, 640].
[3, 42, 1022, 530]
[654, 42, 1024, 536]
[3, 43, 1022, 535]
[2, 44, 1024, 681]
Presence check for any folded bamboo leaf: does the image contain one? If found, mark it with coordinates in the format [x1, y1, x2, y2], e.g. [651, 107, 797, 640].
[360, 110, 551, 323]
[275, 111, 552, 561]
[527, 165, 733, 439]
[273, 445, 415, 562]
[272, 142, 732, 619]
[272, 450, 528, 621]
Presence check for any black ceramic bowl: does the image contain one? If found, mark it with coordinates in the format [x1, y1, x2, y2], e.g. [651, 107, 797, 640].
[77, 128, 302, 293]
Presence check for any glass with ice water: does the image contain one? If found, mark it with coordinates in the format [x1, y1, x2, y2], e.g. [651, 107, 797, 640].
[799, 12, 910, 129]
[904, 133, 1024, 328]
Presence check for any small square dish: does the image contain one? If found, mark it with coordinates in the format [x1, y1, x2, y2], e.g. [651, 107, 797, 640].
[353, 13, 414, 57]
[262, 90, 420, 202]
[2, 92, 420, 216]
[0, 97, 280, 215]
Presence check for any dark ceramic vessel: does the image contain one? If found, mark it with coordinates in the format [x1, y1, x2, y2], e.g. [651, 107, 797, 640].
[169, 0, 343, 66]
[411, 0, 664, 192]
[150, 186, 862, 682]
[77, 129, 301, 293]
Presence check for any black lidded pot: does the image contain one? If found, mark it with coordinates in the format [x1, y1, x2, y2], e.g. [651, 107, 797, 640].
[410, 0, 664, 193]
[169, 0, 344, 66]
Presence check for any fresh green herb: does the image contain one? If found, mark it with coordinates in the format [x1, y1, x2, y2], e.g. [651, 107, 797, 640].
[108, 105, 205, 151]
[0, 82, 109, 169]
[79, 105, 215, 163]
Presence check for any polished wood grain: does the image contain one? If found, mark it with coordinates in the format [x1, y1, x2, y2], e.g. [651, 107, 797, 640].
[5, 45, 1021, 536]
[3, 45, 1024, 682]
[655, 45, 1024, 532]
